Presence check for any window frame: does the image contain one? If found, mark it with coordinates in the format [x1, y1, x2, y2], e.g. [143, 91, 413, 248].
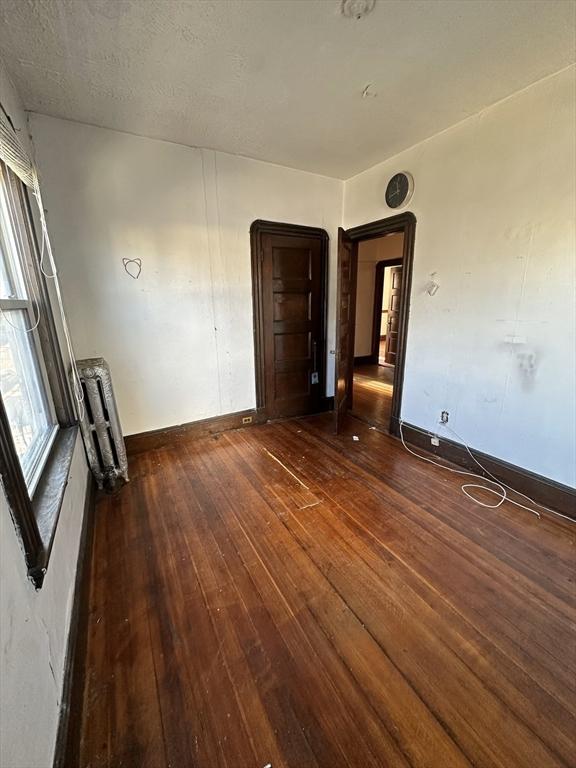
[1, 175, 58, 493]
[0, 160, 77, 588]
[0, 311, 58, 494]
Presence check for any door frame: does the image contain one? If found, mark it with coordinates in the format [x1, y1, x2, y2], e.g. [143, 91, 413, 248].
[250, 219, 329, 416]
[345, 211, 416, 436]
[369, 257, 403, 365]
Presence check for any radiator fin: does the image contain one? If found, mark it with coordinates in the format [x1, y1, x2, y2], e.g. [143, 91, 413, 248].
[77, 358, 129, 490]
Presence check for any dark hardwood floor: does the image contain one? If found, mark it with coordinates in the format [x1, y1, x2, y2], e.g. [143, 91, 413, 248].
[353, 363, 394, 431]
[69, 414, 576, 768]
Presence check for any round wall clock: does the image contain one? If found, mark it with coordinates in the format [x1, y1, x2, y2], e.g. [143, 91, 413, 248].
[385, 172, 414, 209]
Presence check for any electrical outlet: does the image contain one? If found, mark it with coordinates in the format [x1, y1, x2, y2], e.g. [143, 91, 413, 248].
[440, 410, 449, 424]
[431, 435, 440, 447]
[242, 416, 253, 425]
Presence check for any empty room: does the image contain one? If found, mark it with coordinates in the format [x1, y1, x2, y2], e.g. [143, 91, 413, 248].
[0, 1, 575, 767]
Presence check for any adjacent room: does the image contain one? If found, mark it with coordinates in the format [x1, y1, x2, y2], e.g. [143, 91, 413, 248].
[0, 1, 575, 767]
[352, 231, 405, 431]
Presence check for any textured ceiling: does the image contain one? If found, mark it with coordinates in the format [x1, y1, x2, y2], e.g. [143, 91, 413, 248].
[0, 0, 574, 179]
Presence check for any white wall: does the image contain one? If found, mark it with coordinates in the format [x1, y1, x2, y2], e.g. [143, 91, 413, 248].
[26, 67, 576, 488]
[0, 440, 88, 768]
[354, 234, 404, 357]
[0, 60, 90, 768]
[29, 115, 343, 436]
[344, 66, 576, 487]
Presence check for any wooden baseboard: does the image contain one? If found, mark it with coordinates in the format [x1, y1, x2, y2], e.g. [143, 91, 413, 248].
[125, 408, 272, 455]
[396, 420, 576, 521]
[53, 473, 97, 768]
[126, 398, 339, 456]
[354, 355, 376, 366]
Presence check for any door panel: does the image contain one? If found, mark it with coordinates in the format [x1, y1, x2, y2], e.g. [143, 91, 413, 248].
[274, 334, 310, 363]
[384, 265, 403, 365]
[275, 370, 310, 400]
[273, 293, 309, 321]
[260, 231, 325, 418]
[334, 228, 357, 434]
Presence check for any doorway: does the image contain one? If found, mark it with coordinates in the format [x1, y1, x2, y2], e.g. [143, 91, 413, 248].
[353, 237, 404, 431]
[251, 220, 328, 419]
[334, 213, 416, 435]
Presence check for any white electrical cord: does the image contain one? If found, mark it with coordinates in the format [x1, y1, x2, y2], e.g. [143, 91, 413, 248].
[398, 420, 574, 524]
[31, 175, 84, 420]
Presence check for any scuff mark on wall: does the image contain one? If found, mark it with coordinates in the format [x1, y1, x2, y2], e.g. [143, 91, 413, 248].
[40, 616, 60, 704]
[516, 348, 539, 390]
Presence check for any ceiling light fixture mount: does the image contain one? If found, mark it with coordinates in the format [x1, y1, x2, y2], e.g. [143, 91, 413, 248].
[341, 0, 376, 21]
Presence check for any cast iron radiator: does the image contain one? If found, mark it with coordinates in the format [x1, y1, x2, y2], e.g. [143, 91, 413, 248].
[76, 357, 129, 490]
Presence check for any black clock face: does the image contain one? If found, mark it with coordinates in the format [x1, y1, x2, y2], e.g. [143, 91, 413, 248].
[385, 172, 412, 208]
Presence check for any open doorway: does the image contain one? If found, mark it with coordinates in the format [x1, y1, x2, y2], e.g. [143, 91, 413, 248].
[334, 213, 415, 436]
[352, 234, 404, 431]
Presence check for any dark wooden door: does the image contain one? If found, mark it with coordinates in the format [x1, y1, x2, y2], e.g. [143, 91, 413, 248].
[260, 230, 325, 419]
[384, 266, 403, 365]
[334, 227, 357, 434]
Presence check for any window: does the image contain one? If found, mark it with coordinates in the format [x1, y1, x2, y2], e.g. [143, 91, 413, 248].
[0, 167, 58, 492]
[0, 160, 76, 587]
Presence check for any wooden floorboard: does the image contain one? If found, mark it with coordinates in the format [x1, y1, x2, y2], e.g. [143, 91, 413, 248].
[352, 363, 394, 430]
[70, 414, 576, 768]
